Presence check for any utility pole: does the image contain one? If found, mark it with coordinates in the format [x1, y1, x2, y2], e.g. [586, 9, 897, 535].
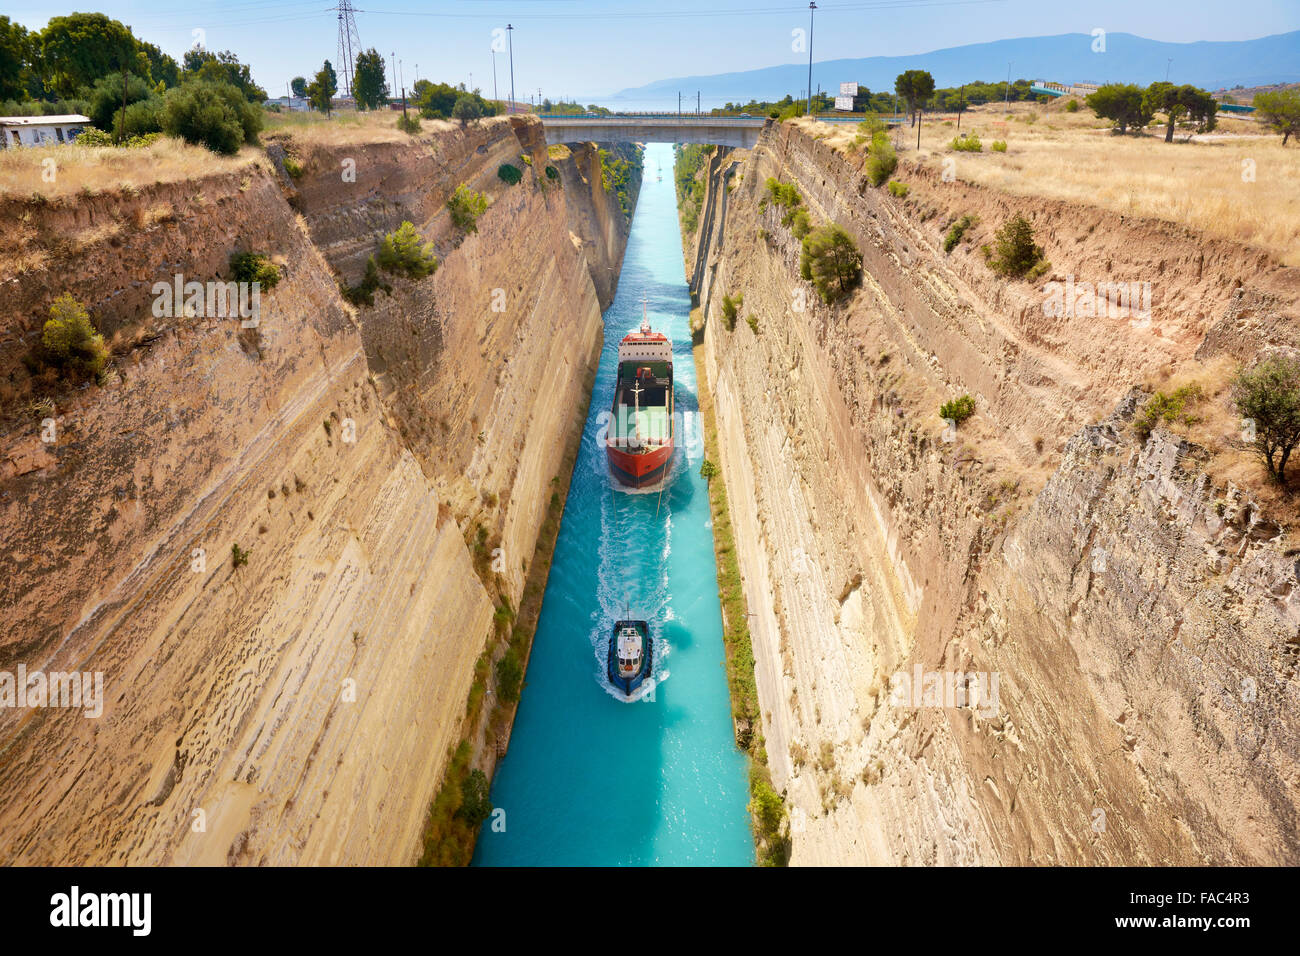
[391, 52, 397, 105]
[697, 90, 701, 116]
[678, 91, 682, 118]
[806, 2, 817, 117]
[957, 82, 964, 129]
[507, 24, 515, 114]
[399, 59, 404, 104]
[917, 107, 921, 149]
[1004, 61, 1011, 109]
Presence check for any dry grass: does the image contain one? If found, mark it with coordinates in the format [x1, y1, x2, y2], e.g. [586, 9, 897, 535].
[812, 101, 1300, 266]
[264, 108, 501, 147]
[0, 135, 255, 198]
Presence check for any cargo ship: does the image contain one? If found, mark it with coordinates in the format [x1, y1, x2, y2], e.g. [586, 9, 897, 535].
[605, 297, 674, 488]
[607, 617, 653, 697]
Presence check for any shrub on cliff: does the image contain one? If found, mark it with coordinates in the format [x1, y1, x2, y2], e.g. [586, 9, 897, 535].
[456, 769, 492, 827]
[498, 163, 522, 185]
[1133, 384, 1203, 443]
[985, 213, 1049, 280]
[496, 648, 523, 703]
[799, 224, 862, 304]
[887, 181, 909, 198]
[377, 221, 438, 278]
[447, 184, 489, 233]
[1233, 356, 1300, 484]
[36, 294, 108, 381]
[790, 208, 812, 239]
[940, 394, 975, 426]
[943, 214, 977, 253]
[865, 131, 897, 187]
[721, 293, 743, 332]
[341, 255, 392, 307]
[229, 251, 282, 290]
[396, 112, 421, 134]
[161, 80, 261, 155]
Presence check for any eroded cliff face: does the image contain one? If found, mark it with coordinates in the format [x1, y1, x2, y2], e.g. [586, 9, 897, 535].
[693, 123, 1300, 865]
[0, 116, 636, 864]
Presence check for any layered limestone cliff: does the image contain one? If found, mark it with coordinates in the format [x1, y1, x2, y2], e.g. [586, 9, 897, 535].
[692, 123, 1300, 865]
[0, 116, 637, 865]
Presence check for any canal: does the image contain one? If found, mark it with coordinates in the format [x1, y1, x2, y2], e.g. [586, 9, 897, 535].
[473, 142, 753, 866]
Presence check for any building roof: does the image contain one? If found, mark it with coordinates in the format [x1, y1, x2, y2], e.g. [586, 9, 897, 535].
[0, 115, 90, 127]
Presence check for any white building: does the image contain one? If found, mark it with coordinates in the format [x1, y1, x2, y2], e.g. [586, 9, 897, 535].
[0, 114, 91, 148]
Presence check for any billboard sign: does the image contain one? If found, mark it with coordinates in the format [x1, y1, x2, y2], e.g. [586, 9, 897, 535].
[834, 95, 855, 111]
[839, 81, 858, 97]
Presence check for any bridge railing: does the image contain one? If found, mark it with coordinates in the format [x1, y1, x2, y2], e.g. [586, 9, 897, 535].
[537, 112, 903, 125]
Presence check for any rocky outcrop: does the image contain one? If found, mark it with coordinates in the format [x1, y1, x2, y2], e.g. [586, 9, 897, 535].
[694, 122, 1300, 865]
[0, 116, 638, 864]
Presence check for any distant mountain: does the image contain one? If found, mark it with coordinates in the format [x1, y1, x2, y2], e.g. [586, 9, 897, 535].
[609, 30, 1300, 106]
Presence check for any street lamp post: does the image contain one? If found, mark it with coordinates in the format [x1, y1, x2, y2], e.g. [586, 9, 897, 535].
[806, 2, 817, 117]
[507, 24, 515, 114]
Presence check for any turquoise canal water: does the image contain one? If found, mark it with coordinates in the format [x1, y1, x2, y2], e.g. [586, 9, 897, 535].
[473, 143, 753, 866]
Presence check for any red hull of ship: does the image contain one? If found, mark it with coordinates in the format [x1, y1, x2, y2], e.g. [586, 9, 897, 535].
[606, 442, 673, 489]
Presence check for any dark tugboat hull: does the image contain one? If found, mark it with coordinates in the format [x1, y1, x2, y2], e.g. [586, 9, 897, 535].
[607, 619, 653, 696]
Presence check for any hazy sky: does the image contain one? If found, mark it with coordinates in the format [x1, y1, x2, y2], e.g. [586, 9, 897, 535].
[9, 0, 1299, 106]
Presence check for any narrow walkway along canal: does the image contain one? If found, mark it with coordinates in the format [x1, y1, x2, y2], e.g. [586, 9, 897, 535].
[473, 143, 753, 866]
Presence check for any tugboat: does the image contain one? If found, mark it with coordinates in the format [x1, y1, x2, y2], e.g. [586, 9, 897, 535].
[605, 296, 674, 488]
[607, 616, 653, 697]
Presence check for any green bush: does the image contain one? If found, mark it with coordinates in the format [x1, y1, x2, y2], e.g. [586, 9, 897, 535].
[377, 221, 438, 278]
[496, 648, 523, 703]
[229, 251, 282, 290]
[341, 255, 392, 307]
[115, 98, 163, 139]
[545, 164, 560, 181]
[799, 224, 862, 304]
[231, 543, 251, 568]
[74, 127, 159, 149]
[282, 156, 304, 179]
[865, 130, 897, 187]
[940, 394, 976, 426]
[765, 177, 802, 210]
[746, 314, 759, 334]
[1134, 384, 1202, 443]
[37, 293, 107, 380]
[498, 163, 522, 185]
[1065, 99, 1079, 112]
[448, 184, 489, 233]
[990, 140, 1007, 152]
[950, 133, 982, 152]
[943, 214, 977, 253]
[455, 769, 492, 827]
[699, 459, 719, 481]
[721, 293, 743, 332]
[161, 80, 262, 155]
[887, 180, 909, 198]
[396, 112, 421, 134]
[790, 208, 812, 239]
[986, 213, 1047, 279]
[1232, 356, 1300, 482]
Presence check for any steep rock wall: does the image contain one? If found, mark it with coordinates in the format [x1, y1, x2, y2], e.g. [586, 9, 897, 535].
[696, 124, 1300, 865]
[0, 116, 636, 864]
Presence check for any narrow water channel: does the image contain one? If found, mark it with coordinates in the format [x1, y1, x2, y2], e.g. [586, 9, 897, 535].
[473, 143, 753, 866]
